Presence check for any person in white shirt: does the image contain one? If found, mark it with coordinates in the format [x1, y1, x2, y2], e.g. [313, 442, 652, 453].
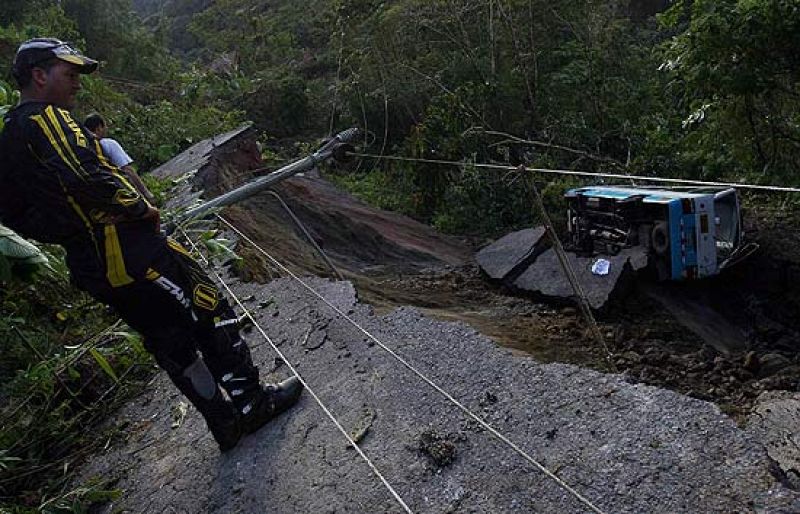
[84, 113, 156, 204]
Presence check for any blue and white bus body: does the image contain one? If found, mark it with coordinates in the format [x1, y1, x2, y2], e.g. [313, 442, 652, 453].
[565, 186, 744, 281]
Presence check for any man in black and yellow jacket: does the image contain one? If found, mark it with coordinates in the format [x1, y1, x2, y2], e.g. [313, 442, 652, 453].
[0, 38, 302, 451]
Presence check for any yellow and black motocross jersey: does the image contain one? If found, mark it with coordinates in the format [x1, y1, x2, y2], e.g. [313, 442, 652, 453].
[0, 101, 159, 287]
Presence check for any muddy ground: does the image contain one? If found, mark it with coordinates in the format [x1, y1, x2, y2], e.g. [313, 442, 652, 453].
[228, 177, 800, 425]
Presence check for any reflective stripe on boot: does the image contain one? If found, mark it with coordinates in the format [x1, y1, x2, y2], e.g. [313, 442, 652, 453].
[220, 370, 261, 414]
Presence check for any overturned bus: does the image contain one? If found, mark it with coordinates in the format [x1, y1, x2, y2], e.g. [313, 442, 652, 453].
[564, 186, 756, 281]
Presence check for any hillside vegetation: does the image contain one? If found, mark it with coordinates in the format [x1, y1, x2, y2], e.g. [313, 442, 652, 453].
[141, 0, 799, 232]
[0, 0, 798, 511]
[4, 0, 797, 231]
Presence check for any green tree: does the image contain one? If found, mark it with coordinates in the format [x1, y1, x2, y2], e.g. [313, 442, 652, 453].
[63, 0, 178, 82]
[331, 0, 669, 232]
[188, 0, 335, 135]
[660, 0, 800, 183]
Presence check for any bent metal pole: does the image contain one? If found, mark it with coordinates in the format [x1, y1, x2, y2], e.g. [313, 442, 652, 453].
[168, 128, 360, 232]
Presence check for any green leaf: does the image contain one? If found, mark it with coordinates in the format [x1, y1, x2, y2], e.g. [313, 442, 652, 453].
[200, 229, 219, 241]
[156, 144, 179, 162]
[89, 348, 119, 382]
[83, 487, 122, 503]
[204, 238, 241, 262]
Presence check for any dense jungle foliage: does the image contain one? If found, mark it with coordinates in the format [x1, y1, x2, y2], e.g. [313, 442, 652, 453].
[0, 0, 798, 510]
[187, 0, 799, 232]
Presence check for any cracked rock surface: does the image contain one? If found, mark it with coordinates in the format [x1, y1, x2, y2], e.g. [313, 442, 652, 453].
[79, 274, 799, 513]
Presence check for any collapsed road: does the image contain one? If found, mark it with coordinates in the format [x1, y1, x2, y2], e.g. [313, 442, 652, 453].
[79, 272, 800, 513]
[76, 129, 800, 512]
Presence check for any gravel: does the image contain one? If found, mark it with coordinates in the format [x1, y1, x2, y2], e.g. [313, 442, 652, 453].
[79, 272, 800, 513]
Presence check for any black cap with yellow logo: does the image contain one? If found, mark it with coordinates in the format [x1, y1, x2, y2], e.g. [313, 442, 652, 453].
[12, 38, 98, 81]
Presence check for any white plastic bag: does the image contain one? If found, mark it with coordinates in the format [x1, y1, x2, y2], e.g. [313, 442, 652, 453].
[591, 258, 611, 276]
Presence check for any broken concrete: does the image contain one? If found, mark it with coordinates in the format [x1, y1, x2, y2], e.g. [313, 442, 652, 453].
[746, 391, 800, 489]
[643, 284, 747, 354]
[475, 227, 546, 280]
[475, 227, 649, 310]
[151, 123, 262, 196]
[513, 247, 648, 310]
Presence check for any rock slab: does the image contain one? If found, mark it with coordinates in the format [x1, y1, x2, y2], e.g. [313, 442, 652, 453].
[514, 246, 647, 309]
[77, 274, 799, 513]
[476, 227, 649, 310]
[747, 391, 800, 491]
[475, 227, 546, 280]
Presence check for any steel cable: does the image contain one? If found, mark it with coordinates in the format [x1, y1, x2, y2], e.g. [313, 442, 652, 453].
[215, 214, 609, 514]
[178, 227, 414, 514]
[350, 152, 800, 193]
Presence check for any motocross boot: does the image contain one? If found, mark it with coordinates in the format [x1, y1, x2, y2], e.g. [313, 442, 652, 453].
[240, 376, 304, 435]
